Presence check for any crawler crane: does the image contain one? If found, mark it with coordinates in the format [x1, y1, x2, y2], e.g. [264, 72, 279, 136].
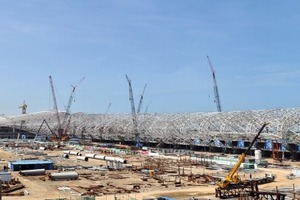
[125, 75, 140, 146]
[215, 123, 272, 199]
[49, 76, 62, 141]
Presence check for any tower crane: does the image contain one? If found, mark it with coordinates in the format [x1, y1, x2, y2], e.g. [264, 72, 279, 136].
[207, 56, 222, 112]
[19, 100, 27, 114]
[137, 84, 147, 114]
[125, 75, 140, 146]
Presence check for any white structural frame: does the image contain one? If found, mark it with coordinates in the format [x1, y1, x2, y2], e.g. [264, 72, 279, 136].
[1, 108, 300, 145]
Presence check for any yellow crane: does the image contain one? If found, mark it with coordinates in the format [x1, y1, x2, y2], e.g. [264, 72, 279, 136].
[19, 100, 27, 114]
[217, 123, 269, 188]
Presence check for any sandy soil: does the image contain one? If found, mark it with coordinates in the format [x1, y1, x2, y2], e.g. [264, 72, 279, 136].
[1, 146, 300, 200]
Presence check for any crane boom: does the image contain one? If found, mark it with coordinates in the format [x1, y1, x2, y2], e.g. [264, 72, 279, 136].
[217, 123, 268, 188]
[62, 77, 85, 126]
[106, 102, 111, 114]
[61, 77, 85, 138]
[125, 75, 139, 141]
[137, 84, 147, 114]
[49, 75, 61, 139]
[207, 56, 222, 112]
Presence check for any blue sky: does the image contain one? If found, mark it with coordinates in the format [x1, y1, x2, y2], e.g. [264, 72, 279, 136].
[0, 1, 300, 115]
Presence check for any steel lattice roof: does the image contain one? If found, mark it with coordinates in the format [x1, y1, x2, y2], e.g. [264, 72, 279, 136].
[1, 108, 300, 145]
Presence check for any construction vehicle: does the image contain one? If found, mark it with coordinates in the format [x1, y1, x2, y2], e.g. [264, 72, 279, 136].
[60, 77, 85, 140]
[48, 76, 84, 142]
[215, 123, 271, 198]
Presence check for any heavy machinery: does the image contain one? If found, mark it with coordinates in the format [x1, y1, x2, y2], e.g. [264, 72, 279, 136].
[60, 77, 85, 140]
[49, 76, 62, 141]
[19, 100, 27, 114]
[207, 56, 222, 112]
[137, 83, 147, 114]
[215, 123, 271, 198]
[105, 102, 111, 114]
[125, 75, 140, 146]
[48, 76, 85, 142]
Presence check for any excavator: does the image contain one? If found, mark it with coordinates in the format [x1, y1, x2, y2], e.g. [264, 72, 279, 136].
[215, 123, 269, 198]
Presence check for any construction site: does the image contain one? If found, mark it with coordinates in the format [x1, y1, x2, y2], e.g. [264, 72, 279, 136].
[0, 61, 300, 200]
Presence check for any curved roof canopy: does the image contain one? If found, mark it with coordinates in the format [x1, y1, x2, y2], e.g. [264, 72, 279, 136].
[1, 108, 300, 145]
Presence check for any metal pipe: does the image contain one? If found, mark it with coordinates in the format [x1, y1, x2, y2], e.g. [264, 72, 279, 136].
[85, 153, 96, 158]
[63, 150, 70, 154]
[94, 155, 106, 160]
[50, 171, 78, 181]
[105, 156, 127, 164]
[19, 169, 46, 176]
[63, 154, 69, 159]
[69, 151, 81, 156]
[77, 156, 88, 161]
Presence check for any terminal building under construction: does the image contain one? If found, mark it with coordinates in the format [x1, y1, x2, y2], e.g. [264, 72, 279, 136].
[1, 108, 300, 160]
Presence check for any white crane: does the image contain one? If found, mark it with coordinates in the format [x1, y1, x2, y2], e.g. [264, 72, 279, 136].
[61, 77, 85, 139]
[137, 84, 147, 114]
[105, 102, 111, 114]
[49, 76, 61, 140]
[207, 56, 222, 112]
[125, 75, 139, 145]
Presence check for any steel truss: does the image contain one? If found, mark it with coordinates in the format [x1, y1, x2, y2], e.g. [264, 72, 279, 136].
[1, 108, 300, 145]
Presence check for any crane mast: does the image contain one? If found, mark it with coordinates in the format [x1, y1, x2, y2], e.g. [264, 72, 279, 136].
[49, 76, 61, 139]
[19, 100, 27, 114]
[125, 75, 139, 143]
[137, 84, 147, 114]
[207, 56, 222, 112]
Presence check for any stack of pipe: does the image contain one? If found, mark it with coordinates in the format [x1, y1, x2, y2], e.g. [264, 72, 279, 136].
[86, 154, 127, 164]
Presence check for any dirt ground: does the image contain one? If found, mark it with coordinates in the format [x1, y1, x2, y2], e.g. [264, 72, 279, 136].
[1, 145, 300, 200]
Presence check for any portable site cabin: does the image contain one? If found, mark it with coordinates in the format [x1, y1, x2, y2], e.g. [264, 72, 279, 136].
[8, 160, 54, 171]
